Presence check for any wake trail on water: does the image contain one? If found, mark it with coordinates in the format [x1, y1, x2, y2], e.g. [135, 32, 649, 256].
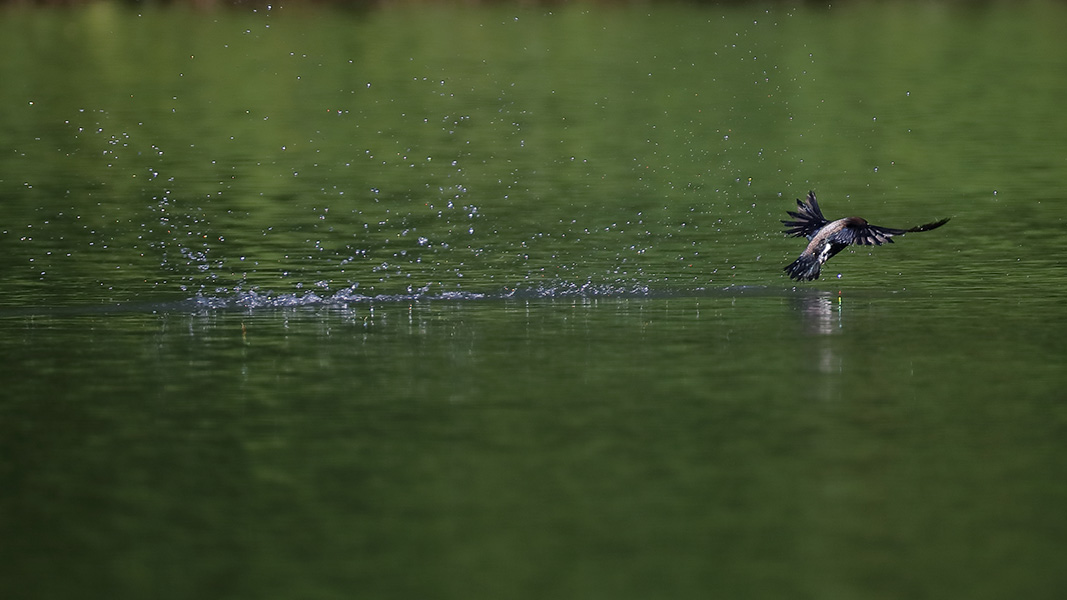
[191, 281, 665, 309]
[0, 282, 779, 318]
[187, 280, 782, 310]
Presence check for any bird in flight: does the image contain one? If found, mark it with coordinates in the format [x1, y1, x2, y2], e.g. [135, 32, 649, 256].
[782, 191, 949, 281]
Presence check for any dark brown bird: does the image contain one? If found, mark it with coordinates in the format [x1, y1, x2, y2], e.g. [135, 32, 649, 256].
[783, 192, 949, 281]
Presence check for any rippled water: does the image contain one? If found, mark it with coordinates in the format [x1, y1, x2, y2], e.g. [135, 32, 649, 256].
[2, 2, 1067, 599]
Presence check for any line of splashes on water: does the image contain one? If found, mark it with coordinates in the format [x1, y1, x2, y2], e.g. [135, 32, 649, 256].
[189, 280, 671, 310]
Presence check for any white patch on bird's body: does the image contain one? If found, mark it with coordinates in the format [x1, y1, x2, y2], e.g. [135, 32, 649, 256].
[817, 242, 834, 264]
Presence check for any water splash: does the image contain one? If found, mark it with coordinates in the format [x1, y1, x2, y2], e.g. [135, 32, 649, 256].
[186, 280, 767, 310]
[191, 283, 487, 309]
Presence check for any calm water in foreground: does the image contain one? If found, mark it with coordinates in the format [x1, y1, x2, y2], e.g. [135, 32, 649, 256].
[2, 2, 1067, 599]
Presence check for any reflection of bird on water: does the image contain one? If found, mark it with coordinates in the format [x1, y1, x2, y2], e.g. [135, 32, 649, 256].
[782, 191, 950, 281]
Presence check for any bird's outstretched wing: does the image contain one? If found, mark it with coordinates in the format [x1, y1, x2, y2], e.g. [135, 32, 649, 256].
[782, 191, 828, 239]
[849, 217, 951, 246]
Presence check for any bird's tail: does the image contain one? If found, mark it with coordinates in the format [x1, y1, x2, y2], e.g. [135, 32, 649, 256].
[784, 254, 821, 281]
